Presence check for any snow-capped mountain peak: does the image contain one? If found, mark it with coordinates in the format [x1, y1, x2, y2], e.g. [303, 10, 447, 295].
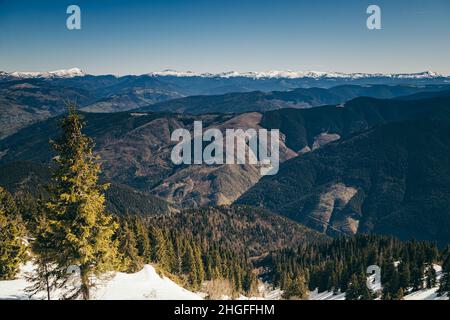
[2, 68, 445, 80]
[147, 69, 204, 77]
[147, 69, 444, 79]
[8, 67, 86, 79]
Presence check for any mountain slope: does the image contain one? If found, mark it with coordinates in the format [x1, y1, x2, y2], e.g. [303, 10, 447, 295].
[137, 85, 450, 115]
[0, 161, 173, 216]
[260, 95, 450, 152]
[237, 113, 450, 245]
[0, 111, 295, 207]
[2, 96, 450, 209]
[151, 205, 327, 258]
[0, 79, 95, 139]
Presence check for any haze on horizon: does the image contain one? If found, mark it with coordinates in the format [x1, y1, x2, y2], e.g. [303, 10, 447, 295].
[1, 0, 449, 76]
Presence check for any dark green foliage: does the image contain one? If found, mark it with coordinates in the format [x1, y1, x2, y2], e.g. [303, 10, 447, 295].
[438, 247, 450, 297]
[150, 205, 326, 258]
[345, 273, 372, 300]
[114, 214, 258, 295]
[32, 105, 119, 300]
[263, 234, 443, 300]
[116, 219, 143, 273]
[282, 273, 309, 300]
[0, 161, 172, 218]
[0, 186, 27, 280]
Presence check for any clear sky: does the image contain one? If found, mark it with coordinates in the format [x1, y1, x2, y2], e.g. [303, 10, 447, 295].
[1, 0, 449, 75]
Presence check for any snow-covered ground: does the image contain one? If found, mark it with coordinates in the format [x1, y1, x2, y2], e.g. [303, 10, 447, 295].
[0, 263, 201, 300]
[1, 263, 447, 300]
[310, 265, 448, 301]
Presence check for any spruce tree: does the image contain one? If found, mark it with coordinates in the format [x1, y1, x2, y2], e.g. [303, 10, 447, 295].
[26, 212, 60, 300]
[42, 104, 118, 300]
[154, 228, 170, 272]
[425, 264, 437, 289]
[398, 262, 411, 289]
[345, 274, 360, 300]
[283, 273, 308, 300]
[133, 216, 151, 263]
[117, 220, 143, 272]
[193, 243, 205, 287]
[0, 186, 27, 280]
[438, 250, 450, 297]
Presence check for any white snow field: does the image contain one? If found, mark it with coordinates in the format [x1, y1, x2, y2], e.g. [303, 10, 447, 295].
[0, 263, 201, 300]
[0, 263, 447, 300]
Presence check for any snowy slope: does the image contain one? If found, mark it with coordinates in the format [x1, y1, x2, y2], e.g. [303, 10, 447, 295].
[94, 265, 201, 300]
[1, 263, 448, 300]
[0, 263, 201, 300]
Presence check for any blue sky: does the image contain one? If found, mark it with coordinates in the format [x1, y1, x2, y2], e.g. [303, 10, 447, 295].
[1, 0, 449, 75]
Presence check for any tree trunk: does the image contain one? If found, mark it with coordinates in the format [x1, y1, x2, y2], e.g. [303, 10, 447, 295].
[80, 268, 90, 300]
[44, 264, 51, 300]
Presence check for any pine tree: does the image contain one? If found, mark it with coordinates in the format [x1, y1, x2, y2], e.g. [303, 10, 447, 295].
[438, 250, 450, 297]
[0, 186, 27, 280]
[164, 231, 177, 273]
[283, 273, 308, 300]
[358, 272, 373, 300]
[133, 216, 151, 263]
[154, 228, 170, 272]
[398, 262, 411, 289]
[193, 243, 205, 287]
[40, 104, 118, 300]
[25, 212, 60, 300]
[117, 220, 143, 272]
[425, 264, 437, 289]
[345, 274, 360, 300]
[411, 265, 424, 291]
[186, 244, 199, 289]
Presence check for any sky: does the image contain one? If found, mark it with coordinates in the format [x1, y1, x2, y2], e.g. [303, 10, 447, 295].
[1, 0, 449, 75]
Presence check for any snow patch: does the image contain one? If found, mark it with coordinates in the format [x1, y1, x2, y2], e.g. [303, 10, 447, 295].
[0, 263, 201, 300]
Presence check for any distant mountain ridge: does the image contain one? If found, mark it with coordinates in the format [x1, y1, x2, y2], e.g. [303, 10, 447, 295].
[137, 84, 450, 114]
[1, 67, 86, 79]
[1, 68, 447, 80]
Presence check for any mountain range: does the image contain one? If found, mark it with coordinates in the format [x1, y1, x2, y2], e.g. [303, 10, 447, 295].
[1, 69, 450, 248]
[1, 68, 449, 139]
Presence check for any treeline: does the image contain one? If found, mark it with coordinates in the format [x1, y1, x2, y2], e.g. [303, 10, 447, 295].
[264, 235, 450, 300]
[116, 215, 258, 296]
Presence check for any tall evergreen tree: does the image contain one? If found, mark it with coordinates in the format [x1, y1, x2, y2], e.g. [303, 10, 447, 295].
[154, 228, 170, 272]
[0, 186, 27, 280]
[25, 212, 59, 300]
[117, 220, 143, 273]
[438, 249, 450, 297]
[345, 274, 361, 300]
[283, 273, 308, 299]
[133, 216, 151, 263]
[425, 264, 437, 289]
[39, 104, 118, 300]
